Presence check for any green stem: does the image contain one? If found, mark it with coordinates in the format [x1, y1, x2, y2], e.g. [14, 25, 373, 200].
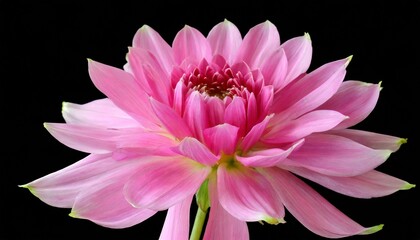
[189, 206, 207, 240]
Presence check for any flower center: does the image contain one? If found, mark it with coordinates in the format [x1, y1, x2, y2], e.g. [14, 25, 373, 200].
[184, 64, 247, 99]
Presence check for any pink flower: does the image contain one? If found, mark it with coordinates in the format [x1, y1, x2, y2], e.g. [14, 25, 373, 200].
[21, 20, 414, 239]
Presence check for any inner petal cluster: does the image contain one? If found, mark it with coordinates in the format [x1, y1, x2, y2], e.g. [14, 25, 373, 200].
[179, 58, 262, 100]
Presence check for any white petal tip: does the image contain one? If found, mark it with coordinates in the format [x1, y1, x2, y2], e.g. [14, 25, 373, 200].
[361, 224, 384, 235]
[304, 32, 311, 41]
[345, 55, 353, 66]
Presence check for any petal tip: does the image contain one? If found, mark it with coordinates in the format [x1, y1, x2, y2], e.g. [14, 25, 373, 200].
[361, 224, 384, 235]
[304, 32, 311, 41]
[345, 55, 353, 67]
[398, 138, 408, 146]
[69, 211, 79, 218]
[402, 183, 416, 190]
[264, 216, 286, 225]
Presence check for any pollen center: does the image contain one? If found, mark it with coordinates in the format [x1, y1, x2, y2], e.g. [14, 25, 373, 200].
[183, 62, 248, 99]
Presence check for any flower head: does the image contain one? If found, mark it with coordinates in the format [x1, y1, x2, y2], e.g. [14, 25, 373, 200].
[21, 19, 414, 239]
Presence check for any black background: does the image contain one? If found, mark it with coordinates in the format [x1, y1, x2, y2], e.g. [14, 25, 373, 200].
[2, 1, 419, 239]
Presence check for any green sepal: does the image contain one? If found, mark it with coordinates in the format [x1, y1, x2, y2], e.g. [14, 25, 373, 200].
[196, 179, 210, 213]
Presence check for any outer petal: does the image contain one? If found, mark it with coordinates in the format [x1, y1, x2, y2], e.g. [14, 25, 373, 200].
[127, 47, 172, 104]
[235, 21, 280, 69]
[281, 33, 312, 83]
[263, 168, 383, 238]
[261, 48, 288, 91]
[88, 60, 157, 127]
[263, 110, 347, 144]
[132, 25, 174, 73]
[318, 80, 380, 129]
[203, 123, 239, 155]
[203, 175, 249, 240]
[237, 139, 304, 167]
[207, 19, 242, 64]
[124, 157, 210, 210]
[159, 195, 193, 240]
[21, 154, 113, 207]
[176, 137, 219, 165]
[328, 128, 406, 152]
[150, 97, 192, 139]
[284, 133, 392, 177]
[217, 161, 285, 223]
[173, 25, 212, 65]
[272, 57, 350, 120]
[44, 123, 172, 154]
[70, 166, 156, 229]
[240, 115, 272, 152]
[62, 99, 140, 128]
[284, 166, 415, 198]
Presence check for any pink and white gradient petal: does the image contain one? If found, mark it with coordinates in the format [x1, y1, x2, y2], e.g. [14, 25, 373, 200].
[132, 25, 175, 74]
[284, 133, 392, 177]
[203, 176, 249, 240]
[124, 157, 210, 210]
[264, 168, 383, 238]
[207, 19, 242, 65]
[319, 80, 380, 129]
[235, 21, 280, 69]
[283, 166, 415, 198]
[217, 162, 285, 223]
[159, 195, 193, 240]
[62, 99, 140, 128]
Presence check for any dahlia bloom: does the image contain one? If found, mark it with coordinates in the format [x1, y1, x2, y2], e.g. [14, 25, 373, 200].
[22, 20, 414, 239]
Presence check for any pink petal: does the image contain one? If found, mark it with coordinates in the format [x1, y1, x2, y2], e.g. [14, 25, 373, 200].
[261, 48, 288, 91]
[284, 166, 415, 198]
[240, 115, 272, 152]
[281, 33, 312, 84]
[328, 129, 407, 152]
[149, 97, 192, 139]
[127, 47, 171, 104]
[285, 133, 392, 177]
[124, 157, 210, 210]
[237, 139, 304, 167]
[217, 162, 285, 223]
[173, 80, 187, 115]
[159, 195, 193, 240]
[258, 85, 274, 118]
[264, 168, 382, 238]
[62, 99, 140, 128]
[318, 80, 380, 129]
[207, 19, 242, 64]
[172, 25, 212, 65]
[246, 92, 258, 129]
[44, 123, 145, 153]
[71, 167, 156, 229]
[235, 21, 280, 69]
[272, 57, 350, 120]
[203, 123, 239, 155]
[263, 110, 348, 144]
[203, 176, 249, 240]
[44, 123, 173, 154]
[132, 25, 175, 74]
[176, 137, 219, 165]
[224, 96, 246, 137]
[206, 97, 225, 127]
[88, 60, 157, 127]
[21, 154, 113, 208]
[184, 91, 208, 140]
